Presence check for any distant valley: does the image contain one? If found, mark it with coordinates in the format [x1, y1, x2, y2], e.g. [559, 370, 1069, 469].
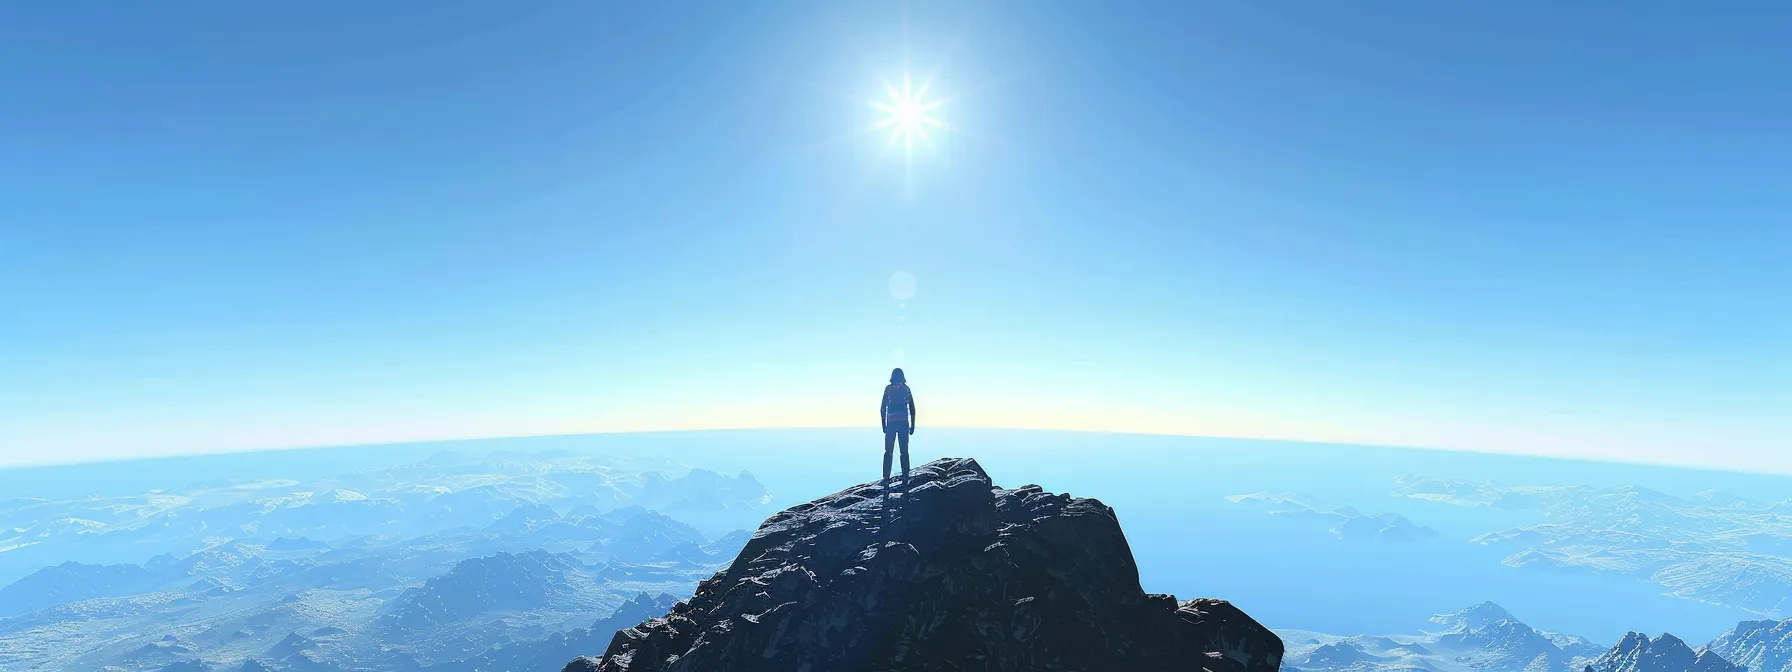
[0, 451, 768, 671]
[6, 432, 1792, 671]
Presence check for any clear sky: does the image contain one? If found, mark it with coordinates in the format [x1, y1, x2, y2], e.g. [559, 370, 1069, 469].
[1, 2, 1786, 470]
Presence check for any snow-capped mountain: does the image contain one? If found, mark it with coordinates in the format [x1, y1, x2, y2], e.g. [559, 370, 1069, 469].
[1708, 617, 1792, 672]
[1582, 632, 1741, 672]
[1281, 602, 1604, 672]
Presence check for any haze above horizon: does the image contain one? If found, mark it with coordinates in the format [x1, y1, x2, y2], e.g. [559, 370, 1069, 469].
[2, 2, 1786, 470]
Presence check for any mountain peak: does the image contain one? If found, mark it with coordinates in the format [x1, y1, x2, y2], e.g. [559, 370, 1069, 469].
[1707, 617, 1792, 672]
[1431, 601, 1522, 631]
[383, 550, 578, 631]
[1584, 631, 1742, 672]
[1303, 642, 1378, 668]
[564, 456, 1283, 672]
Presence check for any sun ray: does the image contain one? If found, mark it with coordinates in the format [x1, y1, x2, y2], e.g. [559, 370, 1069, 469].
[871, 72, 948, 196]
[875, 76, 943, 141]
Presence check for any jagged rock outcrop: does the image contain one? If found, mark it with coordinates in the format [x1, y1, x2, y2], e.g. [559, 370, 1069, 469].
[1709, 618, 1792, 672]
[1584, 633, 1742, 672]
[564, 457, 1282, 672]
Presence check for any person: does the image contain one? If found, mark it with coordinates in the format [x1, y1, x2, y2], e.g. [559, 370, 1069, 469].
[880, 368, 917, 502]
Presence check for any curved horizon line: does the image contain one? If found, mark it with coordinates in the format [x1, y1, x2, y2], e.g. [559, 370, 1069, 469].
[0, 424, 1777, 477]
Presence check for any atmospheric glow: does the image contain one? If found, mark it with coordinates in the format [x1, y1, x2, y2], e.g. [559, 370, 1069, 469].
[888, 271, 917, 301]
[873, 73, 945, 158]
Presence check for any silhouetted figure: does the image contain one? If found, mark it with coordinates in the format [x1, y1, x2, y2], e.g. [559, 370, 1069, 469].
[880, 368, 917, 503]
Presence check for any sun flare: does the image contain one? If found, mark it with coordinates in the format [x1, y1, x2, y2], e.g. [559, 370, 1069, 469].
[873, 73, 944, 153]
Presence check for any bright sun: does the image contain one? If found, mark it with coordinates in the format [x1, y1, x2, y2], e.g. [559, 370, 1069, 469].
[873, 73, 944, 153]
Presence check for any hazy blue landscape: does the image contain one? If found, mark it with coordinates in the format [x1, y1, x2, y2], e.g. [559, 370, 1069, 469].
[7, 0, 1787, 670]
[4, 429, 1789, 671]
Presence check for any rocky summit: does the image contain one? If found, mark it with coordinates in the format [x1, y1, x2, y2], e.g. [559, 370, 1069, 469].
[564, 457, 1283, 672]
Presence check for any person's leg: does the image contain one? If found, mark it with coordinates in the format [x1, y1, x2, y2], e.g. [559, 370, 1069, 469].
[898, 430, 910, 494]
[882, 430, 896, 499]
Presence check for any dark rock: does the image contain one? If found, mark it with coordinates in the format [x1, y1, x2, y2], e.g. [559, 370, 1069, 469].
[566, 457, 1283, 672]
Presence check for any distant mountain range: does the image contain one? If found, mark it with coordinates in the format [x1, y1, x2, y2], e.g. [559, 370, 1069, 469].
[0, 560, 159, 617]
[9, 442, 1792, 671]
[1583, 632, 1741, 672]
[1282, 601, 1603, 672]
[381, 550, 605, 632]
[1282, 602, 1792, 672]
[0, 452, 766, 672]
[0, 451, 771, 591]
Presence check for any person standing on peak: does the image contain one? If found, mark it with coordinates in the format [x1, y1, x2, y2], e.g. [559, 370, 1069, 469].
[880, 368, 917, 502]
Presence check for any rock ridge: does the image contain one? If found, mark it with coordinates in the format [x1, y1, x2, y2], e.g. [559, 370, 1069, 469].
[565, 456, 1283, 672]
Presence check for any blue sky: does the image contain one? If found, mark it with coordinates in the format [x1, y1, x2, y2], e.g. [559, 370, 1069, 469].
[1, 2, 1786, 469]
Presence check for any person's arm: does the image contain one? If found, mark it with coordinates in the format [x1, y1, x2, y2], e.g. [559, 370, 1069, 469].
[908, 388, 917, 434]
[880, 387, 890, 433]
